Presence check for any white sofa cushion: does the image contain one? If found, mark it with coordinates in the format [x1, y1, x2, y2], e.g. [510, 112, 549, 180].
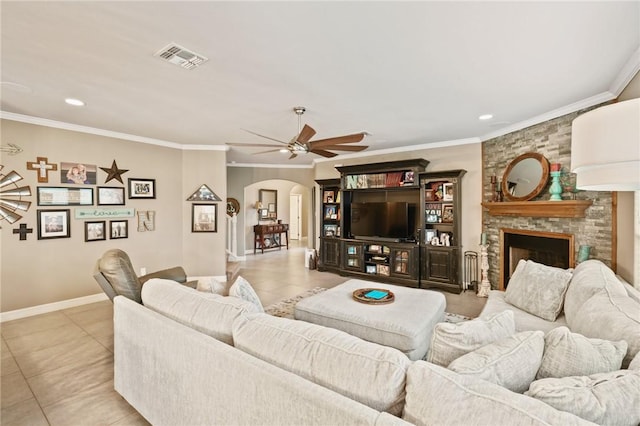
[194, 276, 227, 295]
[232, 312, 411, 416]
[505, 259, 573, 322]
[228, 276, 264, 313]
[448, 330, 544, 393]
[426, 310, 515, 367]
[141, 278, 256, 345]
[526, 370, 640, 426]
[403, 361, 593, 426]
[571, 291, 640, 368]
[564, 259, 627, 326]
[630, 351, 640, 370]
[537, 326, 627, 379]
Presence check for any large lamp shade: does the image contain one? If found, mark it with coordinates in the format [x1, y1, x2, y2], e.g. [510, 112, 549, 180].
[571, 98, 640, 191]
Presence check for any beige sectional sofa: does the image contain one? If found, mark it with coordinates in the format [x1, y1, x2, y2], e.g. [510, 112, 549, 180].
[112, 274, 640, 426]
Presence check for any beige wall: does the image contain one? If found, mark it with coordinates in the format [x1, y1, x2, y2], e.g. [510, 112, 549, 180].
[0, 119, 227, 312]
[313, 142, 484, 257]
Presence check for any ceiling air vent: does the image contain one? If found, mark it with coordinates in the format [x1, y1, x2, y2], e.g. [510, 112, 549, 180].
[154, 43, 208, 70]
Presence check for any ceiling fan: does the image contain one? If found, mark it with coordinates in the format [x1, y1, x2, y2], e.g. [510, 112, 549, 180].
[228, 107, 368, 159]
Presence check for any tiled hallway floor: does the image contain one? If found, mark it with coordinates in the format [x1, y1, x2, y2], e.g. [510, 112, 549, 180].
[1, 239, 485, 425]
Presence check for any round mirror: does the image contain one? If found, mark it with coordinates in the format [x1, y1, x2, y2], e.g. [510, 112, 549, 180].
[502, 152, 550, 201]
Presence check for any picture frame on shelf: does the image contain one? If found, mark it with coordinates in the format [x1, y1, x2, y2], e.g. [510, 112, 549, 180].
[128, 178, 156, 199]
[442, 183, 454, 201]
[324, 224, 338, 237]
[442, 204, 454, 223]
[37, 209, 71, 240]
[97, 186, 125, 205]
[37, 187, 93, 206]
[323, 190, 335, 203]
[425, 230, 437, 244]
[366, 264, 377, 274]
[85, 221, 106, 242]
[110, 220, 128, 239]
[192, 203, 217, 232]
[324, 205, 337, 219]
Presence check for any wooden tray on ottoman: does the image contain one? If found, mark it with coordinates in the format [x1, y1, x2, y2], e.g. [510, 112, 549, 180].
[352, 288, 395, 305]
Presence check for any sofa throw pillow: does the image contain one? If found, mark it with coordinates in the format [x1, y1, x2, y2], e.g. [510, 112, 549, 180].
[504, 259, 573, 322]
[536, 326, 627, 380]
[629, 352, 640, 370]
[403, 361, 592, 426]
[195, 276, 226, 295]
[426, 310, 515, 367]
[228, 276, 264, 313]
[526, 370, 640, 426]
[448, 330, 544, 393]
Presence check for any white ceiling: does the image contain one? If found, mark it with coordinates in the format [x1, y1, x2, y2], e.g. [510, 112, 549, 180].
[1, 1, 639, 166]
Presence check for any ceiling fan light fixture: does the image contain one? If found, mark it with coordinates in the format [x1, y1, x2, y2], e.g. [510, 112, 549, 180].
[479, 114, 494, 120]
[279, 149, 288, 153]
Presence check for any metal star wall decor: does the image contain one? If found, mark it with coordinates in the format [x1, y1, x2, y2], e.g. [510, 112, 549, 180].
[100, 160, 129, 184]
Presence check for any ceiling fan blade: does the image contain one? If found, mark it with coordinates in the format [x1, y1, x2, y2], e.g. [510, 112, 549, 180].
[296, 124, 317, 144]
[315, 144, 368, 152]
[242, 129, 289, 145]
[289, 153, 298, 160]
[252, 149, 283, 155]
[310, 149, 338, 158]
[227, 143, 283, 148]
[309, 133, 366, 149]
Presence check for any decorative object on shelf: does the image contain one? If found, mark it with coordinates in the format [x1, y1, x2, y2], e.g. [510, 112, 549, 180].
[26, 156, 57, 183]
[37, 186, 93, 206]
[128, 178, 155, 199]
[97, 186, 125, 205]
[85, 221, 106, 242]
[352, 288, 395, 305]
[13, 223, 33, 240]
[192, 203, 217, 232]
[37, 209, 71, 240]
[109, 220, 128, 239]
[99, 160, 128, 184]
[60, 162, 96, 184]
[136, 210, 155, 231]
[490, 175, 500, 202]
[502, 152, 550, 201]
[560, 168, 579, 200]
[1, 143, 23, 156]
[186, 184, 221, 202]
[463, 251, 478, 292]
[571, 98, 639, 191]
[549, 163, 563, 201]
[0, 166, 32, 224]
[477, 243, 491, 298]
[577, 245, 591, 263]
[226, 198, 240, 217]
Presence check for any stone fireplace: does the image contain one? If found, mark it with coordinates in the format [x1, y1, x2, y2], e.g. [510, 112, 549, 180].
[499, 228, 574, 290]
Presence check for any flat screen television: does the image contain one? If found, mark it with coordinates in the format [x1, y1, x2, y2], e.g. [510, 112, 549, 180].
[350, 202, 416, 241]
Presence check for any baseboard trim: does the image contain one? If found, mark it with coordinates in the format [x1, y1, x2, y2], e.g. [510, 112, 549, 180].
[1, 293, 109, 323]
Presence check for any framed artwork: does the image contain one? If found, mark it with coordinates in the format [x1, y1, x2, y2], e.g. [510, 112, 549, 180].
[442, 204, 454, 223]
[59, 162, 97, 185]
[258, 208, 268, 219]
[324, 205, 337, 219]
[110, 220, 128, 239]
[37, 187, 93, 206]
[97, 186, 125, 205]
[192, 203, 217, 232]
[37, 209, 71, 240]
[442, 183, 454, 201]
[324, 224, 338, 237]
[425, 230, 437, 244]
[85, 221, 106, 242]
[323, 190, 335, 203]
[128, 178, 156, 199]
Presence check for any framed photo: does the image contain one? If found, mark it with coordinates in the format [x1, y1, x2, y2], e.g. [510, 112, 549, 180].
[128, 178, 156, 199]
[110, 220, 128, 239]
[425, 230, 437, 244]
[324, 205, 337, 219]
[442, 183, 454, 201]
[85, 221, 106, 242]
[442, 204, 454, 223]
[323, 190, 335, 203]
[60, 162, 97, 185]
[97, 186, 125, 205]
[324, 224, 337, 237]
[258, 208, 268, 219]
[37, 187, 93, 206]
[192, 203, 217, 232]
[37, 209, 71, 240]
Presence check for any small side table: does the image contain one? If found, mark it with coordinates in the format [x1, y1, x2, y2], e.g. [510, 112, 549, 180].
[253, 223, 289, 254]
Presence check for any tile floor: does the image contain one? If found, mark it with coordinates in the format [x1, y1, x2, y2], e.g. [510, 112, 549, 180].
[1, 239, 486, 425]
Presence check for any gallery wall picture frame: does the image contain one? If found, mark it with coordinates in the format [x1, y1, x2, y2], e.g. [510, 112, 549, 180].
[85, 220, 106, 242]
[97, 186, 125, 205]
[192, 203, 217, 232]
[110, 220, 128, 239]
[128, 178, 156, 199]
[59, 162, 97, 185]
[37, 187, 93, 206]
[37, 209, 71, 240]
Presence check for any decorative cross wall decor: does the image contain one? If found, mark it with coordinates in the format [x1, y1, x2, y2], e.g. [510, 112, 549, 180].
[26, 157, 58, 183]
[13, 223, 33, 240]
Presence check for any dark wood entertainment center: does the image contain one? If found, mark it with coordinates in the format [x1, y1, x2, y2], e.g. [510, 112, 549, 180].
[317, 159, 466, 293]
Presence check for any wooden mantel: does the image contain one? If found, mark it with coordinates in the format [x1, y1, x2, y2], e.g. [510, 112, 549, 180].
[482, 200, 593, 218]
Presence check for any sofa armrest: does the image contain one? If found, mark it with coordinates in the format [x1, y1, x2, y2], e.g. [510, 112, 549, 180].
[139, 266, 187, 285]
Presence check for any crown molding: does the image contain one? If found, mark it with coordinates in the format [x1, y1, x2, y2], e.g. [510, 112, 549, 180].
[609, 45, 640, 96]
[226, 162, 314, 169]
[0, 111, 227, 151]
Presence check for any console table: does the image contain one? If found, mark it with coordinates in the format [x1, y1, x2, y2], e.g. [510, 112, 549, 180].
[254, 223, 289, 254]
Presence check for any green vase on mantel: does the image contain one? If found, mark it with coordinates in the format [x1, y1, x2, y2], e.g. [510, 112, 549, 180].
[549, 163, 563, 201]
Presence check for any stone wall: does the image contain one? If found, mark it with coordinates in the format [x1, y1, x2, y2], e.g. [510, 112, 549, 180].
[482, 105, 613, 288]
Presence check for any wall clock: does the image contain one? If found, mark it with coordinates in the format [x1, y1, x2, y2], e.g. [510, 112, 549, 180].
[226, 198, 240, 217]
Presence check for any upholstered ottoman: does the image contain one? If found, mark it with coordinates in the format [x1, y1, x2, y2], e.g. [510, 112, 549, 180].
[294, 279, 446, 360]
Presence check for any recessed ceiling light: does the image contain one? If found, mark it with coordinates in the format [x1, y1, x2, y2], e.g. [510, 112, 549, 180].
[65, 98, 85, 106]
[479, 114, 493, 120]
[279, 149, 288, 153]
